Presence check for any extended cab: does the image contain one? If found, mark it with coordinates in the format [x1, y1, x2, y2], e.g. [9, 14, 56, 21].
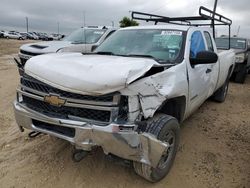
[14, 7, 235, 182]
[216, 36, 250, 83]
[18, 26, 116, 65]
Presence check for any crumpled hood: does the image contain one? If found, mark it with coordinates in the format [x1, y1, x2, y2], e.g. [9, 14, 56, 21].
[25, 53, 160, 95]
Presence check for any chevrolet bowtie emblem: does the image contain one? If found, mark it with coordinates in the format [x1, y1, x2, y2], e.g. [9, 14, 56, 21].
[44, 94, 66, 107]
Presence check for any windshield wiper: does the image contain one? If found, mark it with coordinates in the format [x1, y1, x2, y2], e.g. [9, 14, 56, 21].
[96, 51, 115, 55]
[71, 41, 84, 44]
[127, 54, 155, 59]
[126, 54, 164, 63]
[127, 54, 173, 64]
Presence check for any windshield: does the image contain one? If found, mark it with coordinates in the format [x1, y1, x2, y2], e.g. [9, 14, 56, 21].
[64, 28, 106, 44]
[215, 38, 246, 49]
[95, 29, 184, 63]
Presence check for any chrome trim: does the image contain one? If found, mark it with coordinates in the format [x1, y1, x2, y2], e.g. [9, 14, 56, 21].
[21, 85, 47, 97]
[18, 52, 32, 60]
[18, 87, 119, 111]
[17, 88, 44, 101]
[17, 87, 119, 124]
[20, 84, 120, 106]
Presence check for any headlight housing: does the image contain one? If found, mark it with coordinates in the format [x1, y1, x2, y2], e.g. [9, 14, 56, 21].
[235, 53, 245, 63]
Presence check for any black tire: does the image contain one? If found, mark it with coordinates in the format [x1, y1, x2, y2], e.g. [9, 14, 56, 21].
[229, 72, 236, 81]
[235, 64, 247, 84]
[133, 114, 180, 182]
[212, 78, 229, 103]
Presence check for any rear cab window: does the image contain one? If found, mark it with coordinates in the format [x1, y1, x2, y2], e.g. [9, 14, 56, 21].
[204, 32, 214, 52]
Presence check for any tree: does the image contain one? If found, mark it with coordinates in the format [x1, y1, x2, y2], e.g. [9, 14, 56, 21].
[119, 17, 139, 28]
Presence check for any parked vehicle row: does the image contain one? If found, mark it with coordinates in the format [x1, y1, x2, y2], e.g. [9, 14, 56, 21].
[1, 30, 64, 41]
[14, 7, 236, 182]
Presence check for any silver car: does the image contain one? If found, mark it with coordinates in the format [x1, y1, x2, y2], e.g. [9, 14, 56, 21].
[19, 26, 117, 64]
[4, 31, 24, 40]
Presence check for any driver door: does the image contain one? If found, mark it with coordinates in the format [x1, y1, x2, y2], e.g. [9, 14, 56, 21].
[187, 31, 213, 114]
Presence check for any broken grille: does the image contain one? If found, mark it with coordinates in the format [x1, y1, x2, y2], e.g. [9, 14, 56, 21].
[23, 96, 111, 123]
[21, 74, 115, 103]
[18, 74, 122, 125]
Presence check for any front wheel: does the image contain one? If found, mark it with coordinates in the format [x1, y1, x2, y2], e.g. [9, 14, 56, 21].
[133, 114, 180, 182]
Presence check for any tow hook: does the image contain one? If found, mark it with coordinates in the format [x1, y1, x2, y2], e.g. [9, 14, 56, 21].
[72, 149, 89, 162]
[28, 131, 42, 138]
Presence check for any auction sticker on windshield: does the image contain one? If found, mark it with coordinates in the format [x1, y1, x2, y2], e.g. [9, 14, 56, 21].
[94, 31, 105, 35]
[161, 31, 182, 35]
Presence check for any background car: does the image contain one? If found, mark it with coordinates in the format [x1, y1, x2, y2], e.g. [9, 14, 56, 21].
[4, 31, 24, 40]
[49, 33, 63, 40]
[28, 32, 39, 40]
[18, 26, 117, 64]
[0, 30, 5, 38]
[216, 36, 250, 83]
[20, 32, 28, 40]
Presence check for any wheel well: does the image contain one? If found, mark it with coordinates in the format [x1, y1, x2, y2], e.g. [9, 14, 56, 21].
[156, 96, 186, 123]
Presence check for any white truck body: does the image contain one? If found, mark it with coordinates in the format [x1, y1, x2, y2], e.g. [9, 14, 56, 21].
[14, 24, 235, 181]
[23, 25, 235, 119]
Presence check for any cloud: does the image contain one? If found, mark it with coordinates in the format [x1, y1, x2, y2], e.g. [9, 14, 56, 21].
[0, 0, 249, 37]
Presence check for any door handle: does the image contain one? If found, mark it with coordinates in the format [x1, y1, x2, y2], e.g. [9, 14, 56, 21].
[206, 68, 212, 74]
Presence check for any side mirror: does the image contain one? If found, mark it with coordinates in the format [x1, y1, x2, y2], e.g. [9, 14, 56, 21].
[190, 51, 218, 65]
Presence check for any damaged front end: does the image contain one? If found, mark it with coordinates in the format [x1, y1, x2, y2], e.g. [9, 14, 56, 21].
[14, 52, 187, 168]
[14, 72, 173, 167]
[14, 99, 168, 168]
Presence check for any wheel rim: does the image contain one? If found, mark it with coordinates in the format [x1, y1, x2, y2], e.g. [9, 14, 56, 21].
[157, 130, 176, 169]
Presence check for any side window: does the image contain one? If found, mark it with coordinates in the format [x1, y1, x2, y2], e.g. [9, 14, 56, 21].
[190, 31, 206, 58]
[204, 32, 214, 52]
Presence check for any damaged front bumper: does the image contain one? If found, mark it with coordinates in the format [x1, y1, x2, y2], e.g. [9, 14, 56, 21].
[13, 101, 168, 168]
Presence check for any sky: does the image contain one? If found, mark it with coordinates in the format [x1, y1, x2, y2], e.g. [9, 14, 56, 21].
[0, 0, 249, 38]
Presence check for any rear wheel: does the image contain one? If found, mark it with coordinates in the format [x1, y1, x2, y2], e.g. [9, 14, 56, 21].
[133, 114, 180, 182]
[235, 64, 247, 83]
[212, 78, 229, 103]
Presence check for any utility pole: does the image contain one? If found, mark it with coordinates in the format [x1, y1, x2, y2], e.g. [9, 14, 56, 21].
[57, 22, 59, 35]
[25, 17, 29, 33]
[236, 26, 240, 36]
[82, 11, 86, 28]
[212, 0, 218, 38]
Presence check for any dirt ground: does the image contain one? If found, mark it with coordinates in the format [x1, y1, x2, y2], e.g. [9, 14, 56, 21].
[0, 39, 249, 188]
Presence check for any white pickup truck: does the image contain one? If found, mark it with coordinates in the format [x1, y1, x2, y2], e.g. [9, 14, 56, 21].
[14, 7, 235, 182]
